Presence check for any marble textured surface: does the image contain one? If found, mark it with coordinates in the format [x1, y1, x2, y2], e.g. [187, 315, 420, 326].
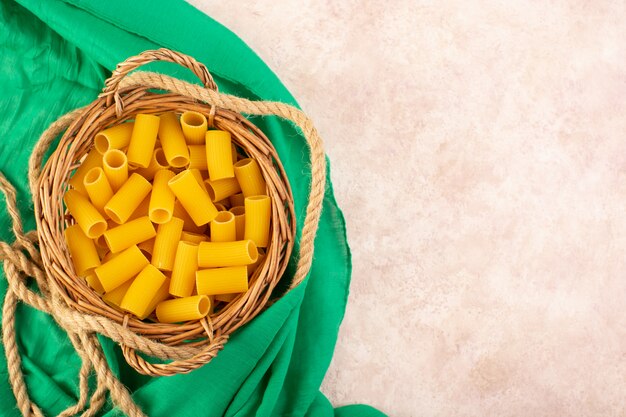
[189, 1, 626, 416]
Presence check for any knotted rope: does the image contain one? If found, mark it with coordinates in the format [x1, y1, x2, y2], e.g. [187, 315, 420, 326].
[0, 68, 325, 416]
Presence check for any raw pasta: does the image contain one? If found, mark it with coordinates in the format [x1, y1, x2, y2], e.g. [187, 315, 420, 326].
[127, 113, 160, 168]
[197, 240, 258, 268]
[95, 122, 134, 154]
[196, 266, 248, 295]
[156, 295, 210, 323]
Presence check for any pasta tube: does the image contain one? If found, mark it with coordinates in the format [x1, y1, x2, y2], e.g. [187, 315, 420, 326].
[102, 279, 133, 309]
[152, 217, 184, 271]
[168, 170, 218, 226]
[197, 240, 258, 268]
[139, 277, 171, 319]
[63, 189, 107, 238]
[104, 173, 152, 224]
[102, 149, 129, 192]
[181, 231, 207, 244]
[137, 237, 155, 257]
[103, 216, 156, 253]
[229, 193, 245, 207]
[135, 148, 169, 180]
[85, 272, 105, 295]
[149, 169, 175, 224]
[210, 211, 236, 242]
[83, 167, 114, 215]
[65, 224, 100, 276]
[244, 195, 271, 248]
[229, 206, 245, 240]
[247, 249, 266, 277]
[156, 295, 210, 323]
[233, 158, 266, 197]
[180, 111, 207, 145]
[169, 241, 198, 297]
[127, 194, 151, 222]
[159, 112, 189, 168]
[188, 145, 207, 170]
[94, 245, 149, 292]
[205, 130, 234, 180]
[127, 113, 160, 168]
[69, 149, 101, 195]
[173, 201, 207, 234]
[189, 168, 210, 194]
[213, 203, 227, 212]
[121, 264, 167, 318]
[94, 122, 134, 154]
[205, 177, 241, 202]
[196, 266, 248, 295]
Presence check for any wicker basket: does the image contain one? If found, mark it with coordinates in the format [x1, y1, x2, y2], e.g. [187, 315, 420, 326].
[34, 49, 296, 376]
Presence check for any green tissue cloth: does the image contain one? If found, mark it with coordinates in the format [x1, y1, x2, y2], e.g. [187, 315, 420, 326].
[0, 0, 385, 416]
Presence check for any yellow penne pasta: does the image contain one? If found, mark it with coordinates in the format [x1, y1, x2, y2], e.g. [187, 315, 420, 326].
[233, 158, 266, 197]
[210, 211, 236, 242]
[169, 241, 199, 297]
[168, 170, 218, 226]
[135, 147, 169, 181]
[94, 122, 134, 154]
[229, 192, 245, 207]
[214, 203, 227, 211]
[197, 240, 258, 268]
[102, 149, 128, 192]
[189, 168, 209, 194]
[152, 217, 184, 271]
[64, 189, 107, 238]
[104, 173, 152, 224]
[180, 231, 207, 244]
[188, 145, 207, 170]
[85, 272, 105, 295]
[215, 293, 237, 303]
[173, 201, 207, 234]
[127, 194, 151, 222]
[102, 279, 133, 309]
[121, 264, 168, 317]
[247, 249, 266, 277]
[196, 266, 248, 295]
[137, 237, 155, 258]
[149, 169, 175, 224]
[94, 245, 149, 292]
[103, 216, 156, 253]
[83, 167, 114, 215]
[229, 206, 245, 240]
[65, 224, 100, 276]
[205, 177, 241, 202]
[244, 195, 271, 248]
[180, 111, 207, 145]
[205, 130, 234, 180]
[159, 112, 190, 168]
[127, 113, 160, 168]
[156, 295, 210, 323]
[139, 277, 171, 320]
[69, 149, 101, 195]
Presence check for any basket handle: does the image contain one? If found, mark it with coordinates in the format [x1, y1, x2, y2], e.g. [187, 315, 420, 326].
[100, 48, 218, 107]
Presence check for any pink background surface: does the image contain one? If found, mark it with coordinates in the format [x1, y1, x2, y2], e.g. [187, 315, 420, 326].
[190, 2, 626, 416]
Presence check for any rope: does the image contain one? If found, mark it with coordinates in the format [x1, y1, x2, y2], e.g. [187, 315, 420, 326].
[0, 67, 325, 416]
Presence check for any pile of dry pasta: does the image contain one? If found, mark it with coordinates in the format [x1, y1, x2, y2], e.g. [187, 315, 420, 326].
[63, 111, 271, 323]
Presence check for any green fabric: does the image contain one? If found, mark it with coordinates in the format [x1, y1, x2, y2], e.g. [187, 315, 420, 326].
[0, 1, 385, 416]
